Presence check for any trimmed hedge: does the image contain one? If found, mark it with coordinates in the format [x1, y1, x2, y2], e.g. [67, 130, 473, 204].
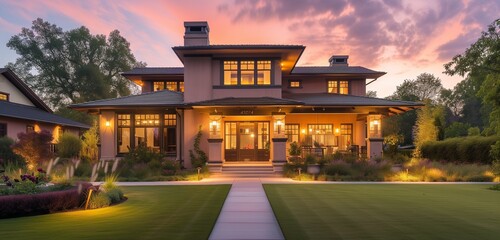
[421, 136, 498, 164]
[0, 182, 92, 218]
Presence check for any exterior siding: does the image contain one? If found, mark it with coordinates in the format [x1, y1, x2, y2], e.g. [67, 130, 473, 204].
[0, 75, 35, 106]
[183, 57, 213, 102]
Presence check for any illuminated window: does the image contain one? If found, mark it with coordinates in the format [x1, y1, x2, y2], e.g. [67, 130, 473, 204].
[307, 124, 334, 146]
[153, 82, 165, 91]
[0, 92, 8, 101]
[223, 60, 272, 86]
[118, 114, 131, 154]
[285, 124, 299, 143]
[240, 61, 255, 85]
[257, 60, 271, 85]
[26, 125, 34, 133]
[166, 82, 177, 91]
[135, 114, 160, 151]
[328, 80, 349, 94]
[339, 81, 349, 94]
[289, 80, 301, 88]
[339, 124, 353, 150]
[223, 61, 238, 85]
[163, 114, 177, 155]
[179, 82, 184, 92]
[328, 81, 338, 93]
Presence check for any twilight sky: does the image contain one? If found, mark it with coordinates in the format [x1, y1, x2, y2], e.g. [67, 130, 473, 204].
[0, 0, 498, 97]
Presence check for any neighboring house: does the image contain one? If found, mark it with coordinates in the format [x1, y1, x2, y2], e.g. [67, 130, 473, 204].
[71, 21, 422, 172]
[0, 68, 89, 143]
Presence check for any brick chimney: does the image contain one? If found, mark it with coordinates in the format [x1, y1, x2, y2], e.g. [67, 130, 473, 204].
[329, 55, 348, 67]
[184, 21, 210, 46]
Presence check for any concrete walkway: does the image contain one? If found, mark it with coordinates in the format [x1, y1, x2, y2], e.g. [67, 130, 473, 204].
[209, 178, 284, 240]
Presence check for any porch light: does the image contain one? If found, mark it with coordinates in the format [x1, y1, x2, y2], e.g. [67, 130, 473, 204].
[105, 121, 111, 127]
[209, 114, 222, 139]
[272, 113, 286, 137]
[368, 115, 382, 138]
[301, 129, 306, 134]
[335, 128, 340, 136]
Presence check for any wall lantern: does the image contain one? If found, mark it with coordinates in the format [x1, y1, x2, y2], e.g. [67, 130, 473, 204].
[335, 128, 340, 136]
[368, 115, 382, 138]
[105, 121, 111, 127]
[272, 113, 286, 138]
[209, 114, 222, 139]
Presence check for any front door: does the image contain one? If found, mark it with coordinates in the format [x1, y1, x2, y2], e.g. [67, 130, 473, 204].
[225, 121, 270, 161]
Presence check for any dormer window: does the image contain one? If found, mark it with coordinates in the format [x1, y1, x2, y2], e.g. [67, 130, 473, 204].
[328, 80, 349, 94]
[223, 60, 272, 86]
[0, 92, 8, 101]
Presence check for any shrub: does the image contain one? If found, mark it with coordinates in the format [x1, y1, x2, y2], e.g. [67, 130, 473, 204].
[88, 192, 111, 209]
[489, 184, 500, 191]
[105, 188, 124, 203]
[161, 159, 181, 176]
[444, 122, 470, 138]
[57, 132, 82, 159]
[190, 126, 207, 168]
[81, 125, 99, 164]
[288, 141, 301, 156]
[421, 136, 498, 163]
[0, 136, 24, 166]
[0, 182, 91, 218]
[12, 130, 53, 170]
[492, 160, 500, 178]
[324, 161, 351, 176]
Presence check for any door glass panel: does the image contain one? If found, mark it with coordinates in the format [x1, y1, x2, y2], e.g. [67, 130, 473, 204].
[225, 122, 237, 149]
[257, 122, 269, 150]
[239, 122, 254, 149]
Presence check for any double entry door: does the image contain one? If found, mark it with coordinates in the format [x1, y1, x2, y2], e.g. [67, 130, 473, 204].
[224, 121, 270, 161]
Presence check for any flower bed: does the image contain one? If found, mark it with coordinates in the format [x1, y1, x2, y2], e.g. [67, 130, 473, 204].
[0, 182, 92, 218]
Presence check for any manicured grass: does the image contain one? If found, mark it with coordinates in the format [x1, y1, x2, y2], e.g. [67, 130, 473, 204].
[264, 184, 500, 240]
[0, 185, 230, 240]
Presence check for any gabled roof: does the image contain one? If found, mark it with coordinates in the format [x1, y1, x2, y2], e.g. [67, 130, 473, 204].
[122, 67, 183, 76]
[0, 101, 89, 129]
[282, 93, 423, 107]
[0, 68, 52, 112]
[189, 97, 302, 106]
[291, 66, 385, 78]
[69, 90, 184, 109]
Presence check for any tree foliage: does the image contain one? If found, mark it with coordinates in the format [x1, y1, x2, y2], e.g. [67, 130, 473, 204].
[413, 101, 444, 156]
[12, 130, 53, 170]
[80, 125, 99, 164]
[57, 132, 82, 159]
[390, 73, 443, 102]
[6, 18, 140, 109]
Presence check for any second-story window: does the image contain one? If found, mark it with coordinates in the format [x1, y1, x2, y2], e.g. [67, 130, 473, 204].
[328, 80, 349, 94]
[223, 60, 272, 86]
[289, 80, 301, 88]
[153, 81, 184, 92]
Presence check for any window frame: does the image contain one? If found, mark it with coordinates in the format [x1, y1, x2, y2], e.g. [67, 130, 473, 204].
[0, 123, 7, 137]
[151, 81, 184, 92]
[285, 124, 300, 143]
[0, 91, 9, 101]
[221, 59, 274, 86]
[327, 80, 350, 94]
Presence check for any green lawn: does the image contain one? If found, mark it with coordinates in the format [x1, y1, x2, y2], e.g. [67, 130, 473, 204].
[0, 185, 230, 240]
[264, 184, 500, 240]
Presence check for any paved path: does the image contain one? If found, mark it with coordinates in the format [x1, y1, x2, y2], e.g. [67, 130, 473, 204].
[209, 179, 285, 240]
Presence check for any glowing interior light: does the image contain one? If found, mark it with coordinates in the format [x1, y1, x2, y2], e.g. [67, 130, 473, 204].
[105, 121, 110, 127]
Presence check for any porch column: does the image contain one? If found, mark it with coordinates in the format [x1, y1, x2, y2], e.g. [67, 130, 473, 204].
[207, 114, 223, 172]
[272, 113, 287, 172]
[366, 114, 383, 159]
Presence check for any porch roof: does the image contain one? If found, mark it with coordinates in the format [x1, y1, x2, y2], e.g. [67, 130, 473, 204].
[291, 66, 385, 78]
[282, 93, 423, 107]
[0, 101, 89, 129]
[69, 90, 184, 110]
[189, 97, 303, 106]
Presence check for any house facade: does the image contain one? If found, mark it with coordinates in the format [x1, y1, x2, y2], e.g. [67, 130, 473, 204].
[71, 21, 421, 172]
[0, 68, 89, 143]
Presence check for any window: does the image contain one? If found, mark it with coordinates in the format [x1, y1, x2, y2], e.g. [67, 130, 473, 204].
[225, 122, 237, 150]
[163, 114, 177, 155]
[0, 123, 6, 137]
[26, 125, 34, 133]
[0, 92, 8, 101]
[257, 61, 271, 85]
[307, 124, 334, 146]
[135, 114, 160, 151]
[257, 122, 270, 150]
[289, 80, 301, 88]
[223, 60, 273, 86]
[152, 81, 184, 92]
[339, 124, 353, 150]
[240, 61, 255, 85]
[328, 80, 349, 94]
[223, 61, 238, 85]
[118, 114, 131, 153]
[285, 124, 299, 143]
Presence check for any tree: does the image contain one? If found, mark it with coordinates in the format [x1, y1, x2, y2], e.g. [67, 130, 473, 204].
[81, 125, 99, 165]
[366, 90, 377, 98]
[57, 132, 82, 159]
[413, 101, 444, 157]
[444, 18, 500, 159]
[12, 130, 53, 170]
[390, 73, 443, 102]
[6, 18, 141, 109]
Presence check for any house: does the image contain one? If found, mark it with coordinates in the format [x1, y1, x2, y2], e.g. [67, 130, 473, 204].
[70, 21, 422, 172]
[0, 68, 89, 143]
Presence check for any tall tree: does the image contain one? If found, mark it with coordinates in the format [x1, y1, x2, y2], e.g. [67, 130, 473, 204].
[444, 18, 499, 159]
[390, 73, 443, 102]
[6, 18, 141, 109]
